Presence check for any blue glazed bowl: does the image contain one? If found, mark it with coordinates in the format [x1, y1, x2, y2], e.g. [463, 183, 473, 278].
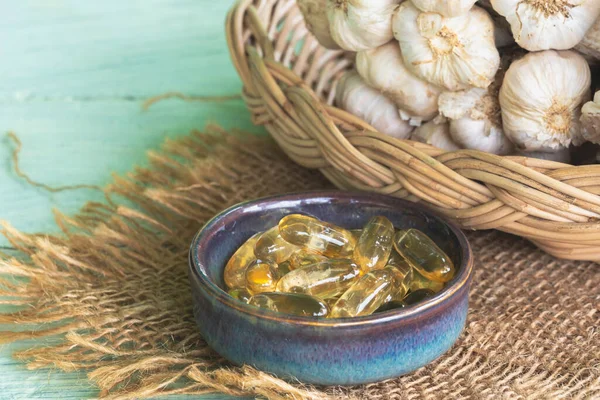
[189, 191, 473, 386]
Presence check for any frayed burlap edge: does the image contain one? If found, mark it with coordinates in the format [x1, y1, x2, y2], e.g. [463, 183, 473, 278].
[1, 125, 599, 399]
[0, 125, 339, 400]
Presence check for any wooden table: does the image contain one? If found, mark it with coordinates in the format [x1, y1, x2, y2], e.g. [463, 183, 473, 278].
[1, 1, 260, 398]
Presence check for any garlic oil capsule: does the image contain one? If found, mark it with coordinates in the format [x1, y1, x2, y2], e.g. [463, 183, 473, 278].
[386, 249, 405, 267]
[376, 300, 406, 313]
[330, 269, 394, 318]
[245, 260, 282, 294]
[353, 216, 394, 273]
[288, 249, 328, 271]
[277, 259, 361, 299]
[350, 229, 363, 241]
[248, 293, 329, 317]
[277, 260, 293, 277]
[254, 226, 297, 264]
[224, 233, 261, 289]
[279, 214, 356, 257]
[410, 268, 444, 293]
[403, 289, 435, 306]
[394, 229, 455, 283]
[228, 288, 252, 303]
[383, 263, 413, 301]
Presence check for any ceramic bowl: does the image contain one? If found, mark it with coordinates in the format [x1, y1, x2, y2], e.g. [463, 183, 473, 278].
[188, 191, 473, 385]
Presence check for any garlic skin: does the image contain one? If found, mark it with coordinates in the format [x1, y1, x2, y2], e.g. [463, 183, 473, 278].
[581, 91, 600, 144]
[490, 0, 600, 51]
[336, 71, 414, 139]
[576, 17, 600, 61]
[411, 119, 461, 151]
[298, 0, 341, 49]
[392, 3, 500, 91]
[411, 0, 478, 17]
[356, 41, 441, 123]
[439, 88, 514, 155]
[499, 50, 591, 152]
[327, 0, 401, 52]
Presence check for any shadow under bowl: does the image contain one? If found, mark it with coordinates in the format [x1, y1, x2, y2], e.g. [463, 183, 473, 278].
[189, 191, 473, 385]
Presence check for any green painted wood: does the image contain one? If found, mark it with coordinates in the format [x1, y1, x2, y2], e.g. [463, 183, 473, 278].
[0, 1, 264, 398]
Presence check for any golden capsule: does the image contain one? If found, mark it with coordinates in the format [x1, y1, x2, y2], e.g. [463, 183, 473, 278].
[386, 249, 405, 267]
[403, 289, 435, 305]
[324, 297, 340, 309]
[353, 216, 394, 273]
[409, 268, 444, 293]
[279, 214, 356, 258]
[245, 260, 282, 294]
[228, 288, 252, 303]
[375, 300, 406, 313]
[350, 229, 363, 240]
[277, 260, 293, 276]
[393, 229, 455, 283]
[248, 292, 329, 317]
[329, 269, 394, 318]
[254, 226, 297, 264]
[224, 233, 261, 289]
[276, 259, 361, 299]
[288, 249, 328, 270]
[383, 263, 413, 301]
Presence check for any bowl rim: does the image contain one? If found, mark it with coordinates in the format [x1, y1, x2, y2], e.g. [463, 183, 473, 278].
[189, 190, 473, 327]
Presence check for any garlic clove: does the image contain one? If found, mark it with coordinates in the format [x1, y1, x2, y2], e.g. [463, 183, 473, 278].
[327, 0, 401, 52]
[476, 0, 515, 47]
[581, 91, 600, 144]
[298, 0, 341, 49]
[439, 68, 513, 155]
[411, 119, 461, 151]
[336, 71, 414, 139]
[411, 0, 478, 17]
[490, 0, 600, 51]
[449, 118, 513, 155]
[576, 16, 600, 62]
[392, 3, 500, 91]
[356, 41, 441, 122]
[499, 50, 591, 152]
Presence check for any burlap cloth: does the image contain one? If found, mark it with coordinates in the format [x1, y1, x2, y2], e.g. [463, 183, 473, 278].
[1, 126, 599, 400]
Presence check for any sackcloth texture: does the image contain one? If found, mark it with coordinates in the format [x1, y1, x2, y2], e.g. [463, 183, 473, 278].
[1, 125, 599, 400]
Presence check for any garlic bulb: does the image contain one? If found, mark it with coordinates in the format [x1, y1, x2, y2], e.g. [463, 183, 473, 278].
[499, 50, 591, 152]
[327, 0, 401, 52]
[392, 3, 500, 91]
[356, 41, 441, 124]
[411, 119, 461, 151]
[475, 0, 515, 47]
[576, 17, 600, 61]
[581, 91, 600, 144]
[336, 71, 414, 139]
[298, 0, 340, 49]
[439, 87, 513, 155]
[411, 0, 478, 17]
[490, 0, 600, 51]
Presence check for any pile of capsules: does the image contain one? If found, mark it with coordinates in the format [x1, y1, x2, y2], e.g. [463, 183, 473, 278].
[224, 214, 455, 318]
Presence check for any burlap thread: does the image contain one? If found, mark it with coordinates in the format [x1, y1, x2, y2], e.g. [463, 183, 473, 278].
[1, 126, 599, 399]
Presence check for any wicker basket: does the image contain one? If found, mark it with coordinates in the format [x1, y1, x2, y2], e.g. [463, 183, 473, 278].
[226, 0, 600, 261]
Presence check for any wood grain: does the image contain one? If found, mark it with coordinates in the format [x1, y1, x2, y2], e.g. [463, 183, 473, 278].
[0, 1, 260, 398]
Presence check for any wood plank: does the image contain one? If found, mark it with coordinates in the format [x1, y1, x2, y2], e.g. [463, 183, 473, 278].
[0, 1, 267, 398]
[0, 99, 263, 245]
[1, 0, 243, 98]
